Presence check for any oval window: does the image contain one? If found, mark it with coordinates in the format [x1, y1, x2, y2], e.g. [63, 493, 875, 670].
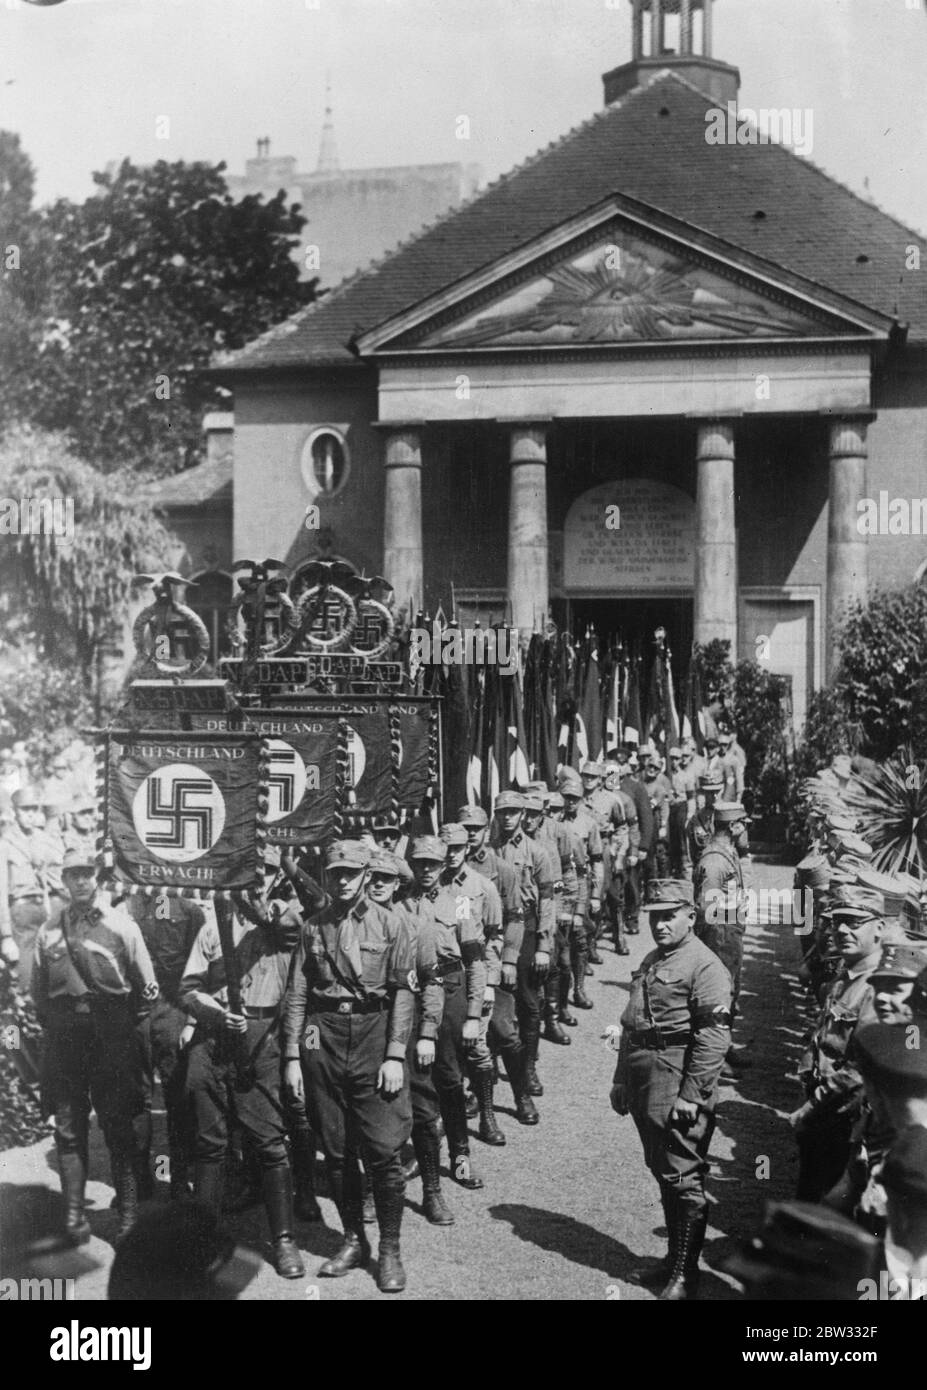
[301, 428, 349, 497]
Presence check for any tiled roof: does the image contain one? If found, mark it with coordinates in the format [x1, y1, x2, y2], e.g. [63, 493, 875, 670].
[217, 70, 927, 374]
[141, 455, 232, 509]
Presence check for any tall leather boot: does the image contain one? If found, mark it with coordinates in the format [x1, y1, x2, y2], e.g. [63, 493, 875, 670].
[58, 1151, 91, 1246]
[522, 1024, 544, 1096]
[571, 944, 593, 1009]
[558, 971, 578, 1027]
[659, 1202, 708, 1301]
[634, 1188, 677, 1287]
[542, 1000, 571, 1046]
[262, 1166, 306, 1279]
[318, 1159, 371, 1277]
[412, 1123, 454, 1226]
[113, 1156, 140, 1243]
[194, 1159, 225, 1216]
[441, 1086, 483, 1189]
[289, 1127, 323, 1222]
[501, 1047, 539, 1126]
[371, 1168, 407, 1293]
[473, 1067, 506, 1146]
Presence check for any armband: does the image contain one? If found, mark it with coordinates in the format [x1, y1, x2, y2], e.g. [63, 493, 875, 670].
[691, 1005, 731, 1030]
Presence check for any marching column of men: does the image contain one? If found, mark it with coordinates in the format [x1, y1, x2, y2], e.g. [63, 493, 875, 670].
[20, 767, 630, 1293]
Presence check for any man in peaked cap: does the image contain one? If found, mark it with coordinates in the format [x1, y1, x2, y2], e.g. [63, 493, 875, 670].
[364, 845, 452, 1226]
[32, 847, 159, 1249]
[457, 804, 538, 1127]
[579, 760, 632, 964]
[283, 839, 419, 1292]
[402, 834, 488, 1190]
[557, 770, 603, 1005]
[610, 877, 731, 1301]
[790, 883, 885, 1202]
[686, 771, 723, 878]
[694, 802, 750, 1060]
[438, 822, 506, 1145]
[492, 791, 554, 1098]
[520, 792, 572, 1046]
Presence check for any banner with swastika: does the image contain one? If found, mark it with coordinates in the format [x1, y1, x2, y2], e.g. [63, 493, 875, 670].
[244, 714, 340, 845]
[103, 733, 267, 891]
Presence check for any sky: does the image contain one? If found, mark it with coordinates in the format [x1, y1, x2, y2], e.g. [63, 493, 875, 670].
[2, 0, 927, 234]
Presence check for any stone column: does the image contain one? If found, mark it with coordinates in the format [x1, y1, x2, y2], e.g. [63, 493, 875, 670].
[694, 420, 737, 650]
[506, 424, 549, 639]
[653, 0, 665, 57]
[631, 0, 644, 61]
[702, 0, 713, 57]
[680, 0, 693, 55]
[826, 417, 869, 680]
[382, 426, 423, 618]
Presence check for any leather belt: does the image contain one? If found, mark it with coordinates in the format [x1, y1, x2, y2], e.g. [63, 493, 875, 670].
[243, 1005, 279, 1020]
[434, 959, 463, 979]
[311, 996, 390, 1015]
[626, 1027, 691, 1051]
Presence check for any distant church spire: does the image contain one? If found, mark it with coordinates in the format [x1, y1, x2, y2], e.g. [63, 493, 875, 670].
[316, 74, 340, 175]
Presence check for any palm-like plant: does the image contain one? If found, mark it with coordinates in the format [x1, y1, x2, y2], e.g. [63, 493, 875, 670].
[844, 745, 927, 876]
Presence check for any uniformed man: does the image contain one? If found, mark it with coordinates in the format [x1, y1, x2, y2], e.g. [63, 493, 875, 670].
[558, 769, 603, 1006]
[717, 728, 745, 802]
[458, 804, 538, 1127]
[617, 752, 654, 936]
[403, 834, 488, 1187]
[65, 795, 99, 860]
[641, 752, 674, 879]
[283, 840, 418, 1293]
[180, 886, 307, 1280]
[493, 791, 554, 1097]
[580, 760, 630, 964]
[609, 878, 731, 1300]
[125, 888, 205, 1200]
[694, 801, 749, 1021]
[521, 791, 571, 1047]
[31, 848, 159, 1246]
[0, 785, 64, 988]
[789, 883, 884, 1202]
[540, 789, 590, 1032]
[364, 847, 451, 1225]
[436, 822, 505, 1144]
[686, 771, 723, 874]
[603, 756, 640, 955]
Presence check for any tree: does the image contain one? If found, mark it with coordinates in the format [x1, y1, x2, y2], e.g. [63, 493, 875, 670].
[0, 425, 176, 723]
[833, 584, 927, 759]
[13, 158, 317, 474]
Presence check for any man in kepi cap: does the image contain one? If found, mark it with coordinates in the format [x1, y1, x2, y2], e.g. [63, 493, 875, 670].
[283, 840, 418, 1292]
[790, 884, 884, 1202]
[181, 862, 309, 1281]
[694, 801, 750, 1076]
[610, 878, 732, 1300]
[32, 847, 159, 1248]
[492, 791, 554, 1099]
[402, 833, 489, 1186]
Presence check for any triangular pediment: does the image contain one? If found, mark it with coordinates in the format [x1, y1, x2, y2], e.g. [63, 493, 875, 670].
[357, 204, 887, 356]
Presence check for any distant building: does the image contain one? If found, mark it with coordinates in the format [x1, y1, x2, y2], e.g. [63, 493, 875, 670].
[224, 89, 482, 291]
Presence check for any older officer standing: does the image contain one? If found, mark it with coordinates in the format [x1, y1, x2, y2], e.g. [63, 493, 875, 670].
[610, 878, 731, 1301]
[31, 848, 159, 1246]
[283, 840, 418, 1293]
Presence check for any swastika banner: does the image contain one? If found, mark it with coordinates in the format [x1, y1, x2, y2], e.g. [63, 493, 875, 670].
[104, 734, 266, 891]
[244, 714, 340, 845]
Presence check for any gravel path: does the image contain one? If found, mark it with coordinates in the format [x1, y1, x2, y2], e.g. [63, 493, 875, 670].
[0, 862, 807, 1301]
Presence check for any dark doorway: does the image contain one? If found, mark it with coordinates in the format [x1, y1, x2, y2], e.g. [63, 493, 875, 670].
[560, 596, 693, 690]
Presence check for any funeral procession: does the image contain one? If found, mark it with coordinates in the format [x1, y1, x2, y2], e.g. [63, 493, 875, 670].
[4, 0, 927, 1323]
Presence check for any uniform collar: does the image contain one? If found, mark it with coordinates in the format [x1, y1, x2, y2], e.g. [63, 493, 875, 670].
[470, 847, 487, 863]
